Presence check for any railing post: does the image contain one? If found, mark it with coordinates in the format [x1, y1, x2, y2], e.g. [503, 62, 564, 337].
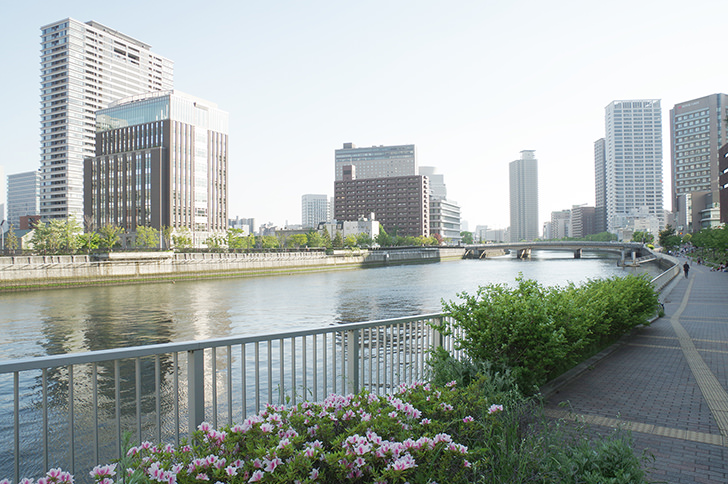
[188, 349, 205, 435]
[346, 329, 360, 394]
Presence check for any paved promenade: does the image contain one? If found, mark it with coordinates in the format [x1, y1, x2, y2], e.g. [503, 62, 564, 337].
[544, 258, 728, 483]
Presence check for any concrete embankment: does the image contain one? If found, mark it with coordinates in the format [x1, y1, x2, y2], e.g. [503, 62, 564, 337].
[0, 247, 469, 292]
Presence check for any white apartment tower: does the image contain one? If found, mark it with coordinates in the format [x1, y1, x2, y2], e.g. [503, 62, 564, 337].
[40, 19, 173, 221]
[509, 150, 539, 242]
[301, 194, 331, 229]
[604, 100, 663, 233]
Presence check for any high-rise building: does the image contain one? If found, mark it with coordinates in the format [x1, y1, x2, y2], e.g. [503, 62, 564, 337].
[334, 143, 428, 237]
[509, 150, 539, 242]
[720, 143, 728, 225]
[335, 143, 416, 181]
[594, 138, 607, 233]
[549, 209, 570, 239]
[570, 205, 596, 238]
[301, 194, 331, 229]
[84, 91, 228, 246]
[40, 19, 173, 221]
[669, 94, 728, 231]
[604, 100, 663, 233]
[7, 171, 41, 230]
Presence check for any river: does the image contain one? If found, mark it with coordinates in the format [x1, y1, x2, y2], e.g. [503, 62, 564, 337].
[0, 250, 662, 361]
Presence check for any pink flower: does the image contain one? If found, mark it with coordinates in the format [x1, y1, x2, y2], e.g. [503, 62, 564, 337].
[463, 460, 472, 468]
[197, 422, 211, 432]
[420, 418, 431, 425]
[260, 423, 274, 433]
[90, 464, 117, 478]
[488, 404, 504, 414]
[445, 380, 457, 388]
[248, 470, 264, 483]
[263, 457, 282, 472]
[389, 453, 417, 471]
[309, 468, 319, 480]
[462, 416, 474, 423]
[195, 474, 209, 481]
[225, 466, 237, 477]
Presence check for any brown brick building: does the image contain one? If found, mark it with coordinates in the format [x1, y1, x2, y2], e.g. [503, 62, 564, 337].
[334, 174, 429, 237]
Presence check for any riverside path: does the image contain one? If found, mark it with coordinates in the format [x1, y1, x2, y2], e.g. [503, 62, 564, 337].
[544, 257, 728, 483]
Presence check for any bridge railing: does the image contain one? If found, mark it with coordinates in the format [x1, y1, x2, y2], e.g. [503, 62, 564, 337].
[0, 314, 462, 483]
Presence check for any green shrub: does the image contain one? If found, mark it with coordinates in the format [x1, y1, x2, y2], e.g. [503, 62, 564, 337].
[439, 275, 659, 392]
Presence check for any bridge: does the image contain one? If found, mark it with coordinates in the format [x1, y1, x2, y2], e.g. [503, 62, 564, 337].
[464, 241, 648, 263]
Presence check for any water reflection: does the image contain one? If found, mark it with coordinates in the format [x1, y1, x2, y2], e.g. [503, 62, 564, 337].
[1, 253, 661, 359]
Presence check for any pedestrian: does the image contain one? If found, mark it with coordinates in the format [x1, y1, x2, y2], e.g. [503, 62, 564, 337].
[683, 261, 690, 278]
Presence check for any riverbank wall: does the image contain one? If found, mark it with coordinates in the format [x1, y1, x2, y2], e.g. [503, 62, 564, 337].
[0, 247, 470, 291]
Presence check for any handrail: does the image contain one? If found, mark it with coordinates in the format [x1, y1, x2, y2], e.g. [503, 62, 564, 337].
[0, 313, 461, 484]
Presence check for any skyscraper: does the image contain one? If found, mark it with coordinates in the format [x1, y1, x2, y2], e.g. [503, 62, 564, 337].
[84, 91, 228, 246]
[669, 94, 728, 231]
[604, 100, 663, 233]
[594, 138, 607, 233]
[509, 150, 539, 242]
[40, 19, 173, 221]
[301, 194, 331, 228]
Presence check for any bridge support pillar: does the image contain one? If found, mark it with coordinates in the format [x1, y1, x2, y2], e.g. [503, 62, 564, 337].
[517, 248, 531, 259]
[573, 249, 582, 259]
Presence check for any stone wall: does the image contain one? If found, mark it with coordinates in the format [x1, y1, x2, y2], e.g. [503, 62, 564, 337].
[0, 248, 466, 291]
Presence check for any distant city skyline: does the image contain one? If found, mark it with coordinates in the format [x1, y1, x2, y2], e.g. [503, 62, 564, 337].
[2, 2, 728, 231]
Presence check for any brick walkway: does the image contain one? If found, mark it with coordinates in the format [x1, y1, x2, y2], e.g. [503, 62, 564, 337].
[544, 258, 728, 483]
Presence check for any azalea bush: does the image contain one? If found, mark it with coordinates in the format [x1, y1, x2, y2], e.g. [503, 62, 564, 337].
[1, 375, 650, 484]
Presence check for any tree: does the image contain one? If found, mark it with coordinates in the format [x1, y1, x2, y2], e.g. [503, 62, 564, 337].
[332, 232, 343, 248]
[76, 232, 100, 253]
[289, 234, 308, 248]
[376, 228, 392, 247]
[658, 225, 682, 251]
[99, 224, 124, 251]
[307, 231, 326, 248]
[261, 235, 280, 249]
[344, 235, 357, 247]
[161, 226, 174, 250]
[631, 231, 654, 245]
[205, 233, 227, 249]
[432, 233, 443, 246]
[135, 226, 160, 248]
[5, 224, 19, 251]
[31, 218, 81, 254]
[356, 232, 373, 247]
[460, 231, 474, 244]
[173, 229, 193, 249]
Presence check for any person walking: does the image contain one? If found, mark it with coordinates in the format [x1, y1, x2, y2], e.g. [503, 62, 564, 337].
[683, 261, 690, 278]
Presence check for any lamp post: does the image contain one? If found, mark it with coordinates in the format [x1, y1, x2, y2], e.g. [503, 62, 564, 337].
[0, 220, 5, 253]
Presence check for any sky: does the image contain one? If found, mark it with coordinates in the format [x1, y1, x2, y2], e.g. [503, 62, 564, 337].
[1, 0, 727, 231]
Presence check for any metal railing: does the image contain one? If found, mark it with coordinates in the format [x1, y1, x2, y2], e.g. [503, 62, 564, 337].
[0, 314, 461, 482]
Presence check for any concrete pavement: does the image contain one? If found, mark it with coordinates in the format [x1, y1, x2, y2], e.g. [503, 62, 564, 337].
[544, 258, 728, 483]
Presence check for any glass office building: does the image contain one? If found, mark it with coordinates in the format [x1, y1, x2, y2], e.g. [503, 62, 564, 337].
[85, 91, 228, 245]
